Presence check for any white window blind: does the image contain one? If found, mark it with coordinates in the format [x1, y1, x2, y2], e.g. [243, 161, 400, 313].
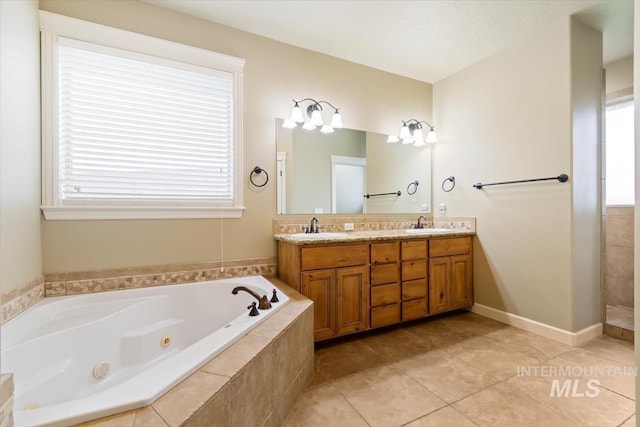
[57, 37, 234, 205]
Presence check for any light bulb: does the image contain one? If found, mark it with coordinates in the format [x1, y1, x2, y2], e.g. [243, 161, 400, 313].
[412, 128, 424, 145]
[413, 139, 426, 147]
[402, 138, 414, 145]
[289, 104, 304, 123]
[330, 111, 343, 128]
[302, 121, 317, 130]
[399, 124, 411, 139]
[386, 135, 399, 143]
[310, 108, 323, 126]
[320, 125, 334, 134]
[282, 119, 297, 129]
[426, 129, 437, 143]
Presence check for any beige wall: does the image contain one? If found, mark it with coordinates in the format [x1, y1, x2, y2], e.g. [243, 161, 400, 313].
[0, 0, 43, 293]
[633, 0, 639, 417]
[605, 55, 633, 95]
[570, 19, 603, 331]
[39, 0, 432, 274]
[433, 17, 601, 332]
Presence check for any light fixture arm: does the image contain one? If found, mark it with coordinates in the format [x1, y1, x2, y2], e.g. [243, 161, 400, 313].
[405, 119, 435, 131]
[292, 98, 341, 113]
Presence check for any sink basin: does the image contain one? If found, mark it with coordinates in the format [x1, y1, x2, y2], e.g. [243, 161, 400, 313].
[405, 228, 453, 234]
[287, 232, 349, 239]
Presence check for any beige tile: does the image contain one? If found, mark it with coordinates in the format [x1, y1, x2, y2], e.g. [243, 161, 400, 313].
[605, 277, 634, 307]
[132, 407, 169, 427]
[228, 342, 275, 427]
[152, 371, 229, 427]
[333, 365, 446, 427]
[182, 385, 231, 427]
[444, 335, 540, 380]
[314, 339, 388, 382]
[485, 326, 571, 361]
[404, 406, 476, 427]
[78, 411, 135, 427]
[358, 326, 437, 363]
[606, 212, 634, 247]
[507, 373, 634, 426]
[392, 348, 500, 403]
[580, 334, 634, 365]
[606, 246, 634, 280]
[271, 355, 314, 427]
[282, 383, 368, 427]
[453, 382, 580, 427]
[435, 311, 508, 338]
[619, 415, 636, 426]
[201, 334, 272, 377]
[548, 348, 635, 399]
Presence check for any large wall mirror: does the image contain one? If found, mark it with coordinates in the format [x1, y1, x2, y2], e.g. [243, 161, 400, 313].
[276, 118, 432, 215]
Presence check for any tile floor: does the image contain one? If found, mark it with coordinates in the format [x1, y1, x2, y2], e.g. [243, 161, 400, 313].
[283, 311, 636, 427]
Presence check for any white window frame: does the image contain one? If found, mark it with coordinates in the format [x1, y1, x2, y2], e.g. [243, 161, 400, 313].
[40, 11, 245, 220]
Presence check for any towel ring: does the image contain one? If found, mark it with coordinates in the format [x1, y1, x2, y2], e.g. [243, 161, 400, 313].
[407, 180, 419, 195]
[442, 176, 455, 192]
[249, 166, 269, 187]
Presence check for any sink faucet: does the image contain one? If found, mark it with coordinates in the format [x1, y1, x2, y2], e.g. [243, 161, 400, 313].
[231, 286, 272, 310]
[415, 215, 426, 229]
[308, 217, 319, 234]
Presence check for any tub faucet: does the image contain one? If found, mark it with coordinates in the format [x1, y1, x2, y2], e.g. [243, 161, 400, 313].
[231, 286, 272, 310]
[415, 215, 426, 229]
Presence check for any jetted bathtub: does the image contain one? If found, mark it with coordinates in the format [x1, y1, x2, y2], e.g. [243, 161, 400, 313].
[2, 275, 288, 427]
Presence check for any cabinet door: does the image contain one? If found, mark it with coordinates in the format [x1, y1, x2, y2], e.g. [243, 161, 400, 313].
[336, 266, 369, 335]
[428, 257, 451, 314]
[451, 254, 473, 309]
[301, 270, 336, 341]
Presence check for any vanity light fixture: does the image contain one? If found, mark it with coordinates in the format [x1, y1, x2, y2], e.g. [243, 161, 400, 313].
[282, 98, 344, 133]
[387, 119, 437, 146]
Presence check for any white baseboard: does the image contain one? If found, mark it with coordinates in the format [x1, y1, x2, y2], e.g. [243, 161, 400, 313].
[469, 303, 602, 346]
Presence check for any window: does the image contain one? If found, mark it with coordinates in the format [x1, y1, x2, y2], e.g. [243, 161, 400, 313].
[605, 100, 635, 206]
[40, 12, 245, 219]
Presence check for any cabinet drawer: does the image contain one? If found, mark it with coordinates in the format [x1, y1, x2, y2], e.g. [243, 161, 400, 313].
[371, 242, 399, 264]
[370, 263, 398, 286]
[402, 279, 427, 300]
[402, 298, 427, 321]
[371, 283, 400, 307]
[401, 240, 427, 261]
[401, 260, 427, 281]
[429, 237, 471, 257]
[371, 303, 400, 328]
[301, 244, 368, 270]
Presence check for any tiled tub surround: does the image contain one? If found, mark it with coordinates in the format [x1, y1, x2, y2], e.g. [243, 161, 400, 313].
[5, 278, 313, 427]
[0, 374, 14, 427]
[273, 214, 476, 234]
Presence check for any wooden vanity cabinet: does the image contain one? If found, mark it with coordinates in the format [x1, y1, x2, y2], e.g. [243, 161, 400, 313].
[295, 244, 369, 341]
[370, 242, 401, 328]
[428, 237, 473, 314]
[401, 240, 428, 320]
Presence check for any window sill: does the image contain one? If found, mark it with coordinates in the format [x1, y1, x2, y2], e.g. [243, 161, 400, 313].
[41, 206, 245, 220]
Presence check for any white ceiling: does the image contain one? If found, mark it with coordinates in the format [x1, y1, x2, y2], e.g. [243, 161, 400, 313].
[145, 0, 633, 83]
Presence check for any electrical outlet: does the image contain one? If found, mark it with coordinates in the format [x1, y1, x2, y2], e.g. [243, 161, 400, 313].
[438, 203, 446, 214]
[344, 222, 355, 231]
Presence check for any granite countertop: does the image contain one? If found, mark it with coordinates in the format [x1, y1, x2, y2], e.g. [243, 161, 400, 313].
[274, 228, 475, 245]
